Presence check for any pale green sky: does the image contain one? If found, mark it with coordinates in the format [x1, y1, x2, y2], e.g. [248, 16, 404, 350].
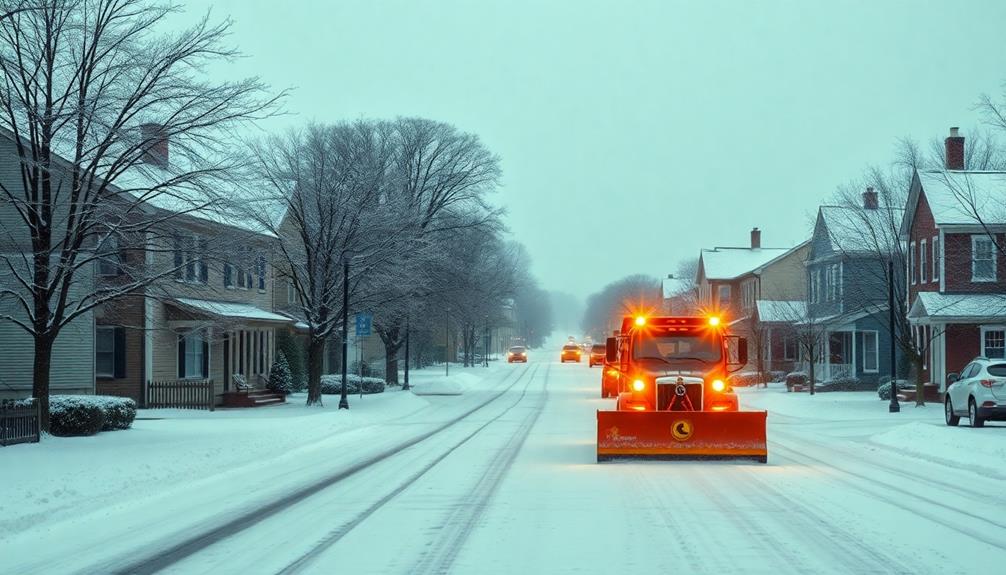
[186, 0, 1006, 301]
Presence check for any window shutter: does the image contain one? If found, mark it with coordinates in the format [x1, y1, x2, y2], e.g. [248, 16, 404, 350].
[114, 327, 127, 379]
[201, 333, 209, 379]
[177, 334, 186, 378]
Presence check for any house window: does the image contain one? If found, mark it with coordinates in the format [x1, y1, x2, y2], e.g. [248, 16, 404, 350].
[174, 234, 208, 284]
[742, 280, 756, 310]
[932, 236, 940, 283]
[920, 239, 927, 284]
[256, 254, 267, 291]
[909, 241, 916, 285]
[223, 262, 234, 288]
[717, 285, 731, 307]
[810, 269, 819, 303]
[982, 328, 1006, 359]
[862, 331, 878, 372]
[972, 235, 996, 281]
[826, 264, 839, 302]
[178, 329, 208, 379]
[98, 234, 122, 276]
[96, 326, 120, 378]
[782, 334, 797, 361]
[286, 280, 297, 305]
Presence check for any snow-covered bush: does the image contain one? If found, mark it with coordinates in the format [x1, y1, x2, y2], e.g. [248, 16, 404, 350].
[877, 379, 912, 400]
[785, 372, 808, 391]
[728, 372, 768, 387]
[320, 374, 386, 395]
[267, 351, 295, 395]
[770, 371, 787, 383]
[98, 397, 137, 431]
[816, 376, 866, 392]
[49, 396, 106, 436]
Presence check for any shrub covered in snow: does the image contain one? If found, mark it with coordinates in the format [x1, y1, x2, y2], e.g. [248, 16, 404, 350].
[770, 371, 787, 383]
[728, 372, 768, 387]
[785, 372, 808, 391]
[48, 395, 137, 436]
[99, 397, 137, 431]
[815, 376, 871, 392]
[267, 351, 295, 395]
[320, 374, 386, 395]
[49, 396, 105, 436]
[877, 379, 912, 400]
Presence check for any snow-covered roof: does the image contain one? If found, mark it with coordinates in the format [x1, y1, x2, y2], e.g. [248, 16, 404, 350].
[918, 170, 1006, 226]
[756, 300, 806, 323]
[820, 205, 903, 254]
[171, 298, 293, 323]
[908, 292, 1006, 322]
[700, 247, 789, 281]
[661, 276, 692, 299]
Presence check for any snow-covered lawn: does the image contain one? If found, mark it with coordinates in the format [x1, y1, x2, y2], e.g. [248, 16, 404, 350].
[0, 363, 509, 548]
[739, 383, 1006, 477]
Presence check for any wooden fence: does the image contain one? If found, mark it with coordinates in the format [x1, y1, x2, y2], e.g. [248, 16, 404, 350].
[146, 380, 216, 411]
[1, 399, 41, 446]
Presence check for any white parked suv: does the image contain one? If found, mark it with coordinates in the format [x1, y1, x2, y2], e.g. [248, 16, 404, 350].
[945, 357, 1006, 427]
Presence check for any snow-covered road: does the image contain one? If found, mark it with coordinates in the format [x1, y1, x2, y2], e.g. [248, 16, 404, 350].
[4, 355, 1005, 574]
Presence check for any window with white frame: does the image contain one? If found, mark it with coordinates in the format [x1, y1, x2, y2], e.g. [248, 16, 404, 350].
[783, 334, 797, 361]
[256, 254, 267, 291]
[718, 284, 731, 306]
[932, 236, 940, 283]
[982, 328, 1006, 359]
[223, 262, 234, 288]
[972, 235, 996, 281]
[826, 264, 839, 302]
[741, 280, 756, 310]
[909, 241, 916, 285]
[919, 239, 927, 284]
[286, 280, 297, 305]
[173, 234, 208, 284]
[862, 331, 878, 372]
[178, 329, 208, 379]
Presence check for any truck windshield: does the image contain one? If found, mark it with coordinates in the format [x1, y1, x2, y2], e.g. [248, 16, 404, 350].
[633, 334, 721, 363]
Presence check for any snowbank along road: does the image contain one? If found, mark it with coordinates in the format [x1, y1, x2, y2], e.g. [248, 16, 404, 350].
[4, 352, 1006, 574]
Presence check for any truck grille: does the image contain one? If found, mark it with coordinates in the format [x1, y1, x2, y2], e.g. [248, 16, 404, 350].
[655, 377, 703, 411]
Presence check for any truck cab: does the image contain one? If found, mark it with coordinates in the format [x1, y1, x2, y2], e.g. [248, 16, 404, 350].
[605, 315, 747, 412]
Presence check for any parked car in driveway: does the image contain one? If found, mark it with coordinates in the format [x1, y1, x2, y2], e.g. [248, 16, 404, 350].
[945, 357, 1006, 427]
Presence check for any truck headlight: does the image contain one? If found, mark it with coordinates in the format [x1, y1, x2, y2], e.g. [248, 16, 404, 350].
[711, 379, 725, 392]
[632, 379, 646, 392]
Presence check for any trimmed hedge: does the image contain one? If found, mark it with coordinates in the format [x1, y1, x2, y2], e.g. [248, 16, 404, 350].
[728, 372, 768, 387]
[785, 372, 808, 391]
[49, 395, 137, 436]
[877, 379, 912, 400]
[320, 374, 386, 395]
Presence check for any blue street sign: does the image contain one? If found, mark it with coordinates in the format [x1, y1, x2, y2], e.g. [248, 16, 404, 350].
[355, 313, 372, 337]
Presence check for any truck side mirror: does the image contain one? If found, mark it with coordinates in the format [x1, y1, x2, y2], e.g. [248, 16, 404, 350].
[735, 337, 748, 366]
[606, 337, 618, 363]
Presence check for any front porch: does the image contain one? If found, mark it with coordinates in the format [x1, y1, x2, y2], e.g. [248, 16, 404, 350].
[801, 325, 882, 383]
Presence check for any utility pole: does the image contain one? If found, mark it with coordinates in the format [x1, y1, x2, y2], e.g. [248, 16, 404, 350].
[445, 307, 450, 377]
[339, 257, 350, 410]
[889, 258, 900, 413]
[484, 315, 490, 367]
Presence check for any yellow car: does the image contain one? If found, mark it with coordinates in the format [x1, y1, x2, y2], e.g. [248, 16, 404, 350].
[560, 344, 582, 363]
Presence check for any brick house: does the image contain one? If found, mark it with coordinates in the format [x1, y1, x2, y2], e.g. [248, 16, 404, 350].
[803, 190, 903, 383]
[902, 128, 1006, 390]
[695, 228, 802, 371]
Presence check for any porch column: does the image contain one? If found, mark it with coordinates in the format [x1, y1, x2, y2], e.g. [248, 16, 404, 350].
[851, 327, 857, 378]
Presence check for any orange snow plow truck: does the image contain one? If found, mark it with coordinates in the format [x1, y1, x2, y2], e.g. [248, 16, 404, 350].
[596, 315, 767, 463]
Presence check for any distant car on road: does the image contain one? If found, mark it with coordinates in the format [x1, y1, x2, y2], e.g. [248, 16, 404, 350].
[507, 346, 528, 363]
[945, 357, 1006, 427]
[560, 344, 581, 363]
[588, 344, 606, 367]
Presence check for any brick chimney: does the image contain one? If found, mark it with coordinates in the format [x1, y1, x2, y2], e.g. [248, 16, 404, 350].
[945, 126, 964, 170]
[862, 186, 878, 210]
[140, 123, 169, 168]
[750, 227, 761, 249]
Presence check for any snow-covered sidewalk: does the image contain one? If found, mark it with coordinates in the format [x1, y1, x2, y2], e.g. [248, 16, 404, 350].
[0, 363, 511, 552]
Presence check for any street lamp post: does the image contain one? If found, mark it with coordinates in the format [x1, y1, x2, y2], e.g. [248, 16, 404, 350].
[339, 257, 350, 410]
[403, 313, 411, 391]
[484, 315, 490, 367]
[888, 258, 900, 413]
[445, 307, 450, 377]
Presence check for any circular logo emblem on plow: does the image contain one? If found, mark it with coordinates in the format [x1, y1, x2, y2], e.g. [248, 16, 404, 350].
[671, 419, 693, 441]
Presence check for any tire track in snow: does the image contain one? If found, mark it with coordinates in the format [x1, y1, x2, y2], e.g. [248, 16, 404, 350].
[276, 363, 548, 575]
[409, 363, 551, 575]
[97, 364, 537, 575]
[725, 466, 915, 575]
[770, 443, 1006, 553]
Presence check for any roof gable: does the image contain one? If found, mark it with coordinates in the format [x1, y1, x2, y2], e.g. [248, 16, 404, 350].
[912, 170, 1006, 228]
[699, 246, 790, 281]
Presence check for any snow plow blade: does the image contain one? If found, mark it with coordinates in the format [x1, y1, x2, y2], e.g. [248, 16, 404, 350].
[597, 410, 767, 463]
